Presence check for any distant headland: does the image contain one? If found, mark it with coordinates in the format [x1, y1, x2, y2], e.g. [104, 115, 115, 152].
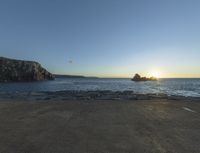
[131, 73, 157, 81]
[0, 57, 99, 82]
[54, 74, 98, 79]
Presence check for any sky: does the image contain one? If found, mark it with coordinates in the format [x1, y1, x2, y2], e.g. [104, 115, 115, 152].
[0, 0, 200, 78]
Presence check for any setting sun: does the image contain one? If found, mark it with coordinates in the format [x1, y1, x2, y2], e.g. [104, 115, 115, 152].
[149, 70, 162, 78]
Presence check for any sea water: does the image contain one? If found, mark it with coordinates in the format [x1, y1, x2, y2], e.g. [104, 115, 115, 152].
[0, 78, 200, 97]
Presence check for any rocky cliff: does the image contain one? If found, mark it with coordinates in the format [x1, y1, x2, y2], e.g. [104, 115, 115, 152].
[0, 57, 54, 82]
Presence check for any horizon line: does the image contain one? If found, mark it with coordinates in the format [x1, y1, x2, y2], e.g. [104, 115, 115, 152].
[53, 74, 200, 79]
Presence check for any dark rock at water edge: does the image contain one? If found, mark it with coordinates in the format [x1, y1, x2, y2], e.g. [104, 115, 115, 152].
[131, 73, 157, 81]
[0, 57, 54, 82]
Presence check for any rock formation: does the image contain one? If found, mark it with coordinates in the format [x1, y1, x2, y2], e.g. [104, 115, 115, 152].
[131, 73, 157, 81]
[0, 57, 54, 82]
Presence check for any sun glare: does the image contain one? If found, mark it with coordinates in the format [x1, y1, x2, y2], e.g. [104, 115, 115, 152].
[149, 70, 161, 78]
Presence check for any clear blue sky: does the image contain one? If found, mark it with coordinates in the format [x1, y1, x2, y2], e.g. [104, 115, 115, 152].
[0, 0, 200, 78]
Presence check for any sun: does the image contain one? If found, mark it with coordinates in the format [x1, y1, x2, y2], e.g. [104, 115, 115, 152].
[149, 70, 161, 78]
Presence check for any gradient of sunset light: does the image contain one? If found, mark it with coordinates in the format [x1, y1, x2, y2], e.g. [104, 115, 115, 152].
[0, 0, 200, 78]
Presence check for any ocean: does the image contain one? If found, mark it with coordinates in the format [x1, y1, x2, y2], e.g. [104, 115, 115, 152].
[0, 78, 200, 97]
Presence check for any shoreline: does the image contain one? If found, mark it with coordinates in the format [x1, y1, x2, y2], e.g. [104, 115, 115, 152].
[1, 90, 200, 102]
[0, 90, 200, 152]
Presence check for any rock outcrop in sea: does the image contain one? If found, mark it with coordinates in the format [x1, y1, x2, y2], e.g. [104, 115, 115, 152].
[131, 73, 157, 81]
[0, 57, 54, 82]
